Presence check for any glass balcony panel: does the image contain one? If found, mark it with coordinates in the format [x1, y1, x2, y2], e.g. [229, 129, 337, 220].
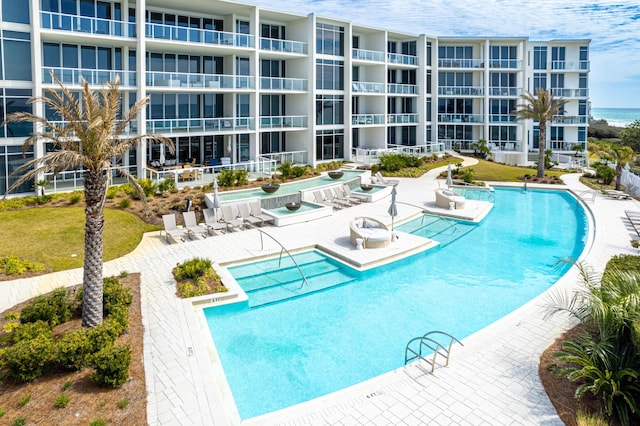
[259, 116, 307, 129]
[146, 117, 255, 134]
[41, 11, 132, 38]
[437, 59, 483, 68]
[489, 87, 521, 96]
[145, 23, 255, 48]
[43, 67, 136, 86]
[387, 83, 417, 95]
[260, 77, 307, 91]
[438, 86, 484, 96]
[387, 114, 418, 124]
[387, 53, 418, 66]
[352, 114, 385, 125]
[438, 113, 484, 123]
[352, 48, 385, 62]
[259, 38, 307, 54]
[489, 59, 521, 68]
[351, 81, 384, 93]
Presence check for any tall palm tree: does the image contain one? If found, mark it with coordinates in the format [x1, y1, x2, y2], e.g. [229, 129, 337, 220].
[513, 88, 568, 178]
[4, 76, 172, 327]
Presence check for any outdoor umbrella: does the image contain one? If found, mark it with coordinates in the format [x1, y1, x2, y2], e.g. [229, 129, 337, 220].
[212, 174, 221, 221]
[446, 163, 453, 188]
[159, 145, 166, 166]
[185, 196, 192, 212]
[388, 186, 398, 231]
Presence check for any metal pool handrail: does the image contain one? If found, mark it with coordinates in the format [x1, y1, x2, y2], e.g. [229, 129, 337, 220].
[396, 201, 461, 234]
[257, 229, 309, 288]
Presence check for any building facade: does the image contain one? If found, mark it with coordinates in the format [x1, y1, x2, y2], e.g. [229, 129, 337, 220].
[0, 0, 590, 195]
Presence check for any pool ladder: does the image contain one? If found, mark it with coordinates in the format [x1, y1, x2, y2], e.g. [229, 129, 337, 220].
[396, 201, 462, 234]
[404, 331, 463, 373]
[257, 229, 309, 288]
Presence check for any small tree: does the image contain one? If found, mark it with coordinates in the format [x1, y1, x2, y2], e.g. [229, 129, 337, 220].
[621, 120, 640, 152]
[470, 139, 491, 159]
[595, 142, 635, 191]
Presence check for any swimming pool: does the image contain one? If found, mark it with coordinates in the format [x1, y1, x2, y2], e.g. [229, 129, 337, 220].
[204, 188, 588, 419]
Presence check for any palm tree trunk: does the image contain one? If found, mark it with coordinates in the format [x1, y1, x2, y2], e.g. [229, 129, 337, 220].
[81, 170, 108, 328]
[537, 120, 546, 178]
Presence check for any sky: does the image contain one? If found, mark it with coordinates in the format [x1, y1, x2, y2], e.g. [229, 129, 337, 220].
[248, 0, 640, 108]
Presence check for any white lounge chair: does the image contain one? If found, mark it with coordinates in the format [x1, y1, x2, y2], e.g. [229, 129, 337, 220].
[238, 202, 262, 227]
[373, 172, 400, 186]
[202, 208, 227, 234]
[220, 205, 245, 231]
[314, 190, 341, 209]
[341, 184, 363, 204]
[435, 189, 466, 209]
[249, 200, 274, 225]
[161, 214, 187, 243]
[183, 211, 209, 239]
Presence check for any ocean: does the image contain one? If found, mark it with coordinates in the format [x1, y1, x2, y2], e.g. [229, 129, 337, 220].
[591, 107, 640, 127]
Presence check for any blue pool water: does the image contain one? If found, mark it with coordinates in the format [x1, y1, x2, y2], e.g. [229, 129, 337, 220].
[204, 188, 588, 419]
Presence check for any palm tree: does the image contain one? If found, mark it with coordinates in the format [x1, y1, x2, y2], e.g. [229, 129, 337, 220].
[596, 142, 635, 191]
[513, 88, 568, 178]
[4, 76, 172, 327]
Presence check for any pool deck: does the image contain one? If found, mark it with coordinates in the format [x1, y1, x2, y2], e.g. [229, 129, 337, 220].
[1, 156, 638, 425]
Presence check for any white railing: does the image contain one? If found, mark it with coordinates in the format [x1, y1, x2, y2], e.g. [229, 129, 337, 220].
[439, 86, 484, 96]
[622, 166, 640, 197]
[489, 114, 517, 123]
[260, 77, 307, 91]
[551, 60, 590, 71]
[259, 116, 307, 129]
[440, 139, 476, 151]
[388, 53, 418, 66]
[43, 166, 137, 193]
[146, 159, 276, 186]
[489, 87, 522, 96]
[41, 11, 133, 38]
[438, 114, 484, 123]
[388, 114, 418, 124]
[43, 67, 136, 87]
[260, 151, 307, 165]
[46, 120, 137, 135]
[352, 48, 385, 62]
[550, 88, 589, 97]
[388, 83, 417, 95]
[351, 81, 384, 93]
[352, 114, 385, 125]
[488, 140, 523, 151]
[146, 117, 254, 134]
[352, 144, 444, 164]
[145, 23, 254, 48]
[146, 72, 255, 89]
[488, 59, 522, 68]
[550, 115, 589, 124]
[438, 59, 483, 68]
[259, 38, 307, 54]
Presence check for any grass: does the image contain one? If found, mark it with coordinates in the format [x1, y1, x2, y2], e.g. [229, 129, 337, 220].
[463, 159, 568, 182]
[0, 208, 160, 271]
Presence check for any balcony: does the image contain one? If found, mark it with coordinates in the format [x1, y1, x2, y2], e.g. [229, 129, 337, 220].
[146, 72, 255, 89]
[551, 115, 589, 125]
[548, 140, 581, 151]
[43, 67, 136, 87]
[145, 23, 254, 48]
[489, 140, 522, 151]
[259, 115, 307, 129]
[489, 114, 517, 123]
[387, 53, 418, 66]
[41, 11, 133, 38]
[351, 81, 384, 94]
[260, 77, 307, 92]
[438, 86, 484, 96]
[437, 59, 483, 68]
[352, 114, 385, 125]
[488, 87, 522, 97]
[387, 114, 418, 124]
[551, 60, 590, 71]
[146, 117, 254, 134]
[259, 38, 307, 54]
[488, 59, 522, 69]
[550, 88, 589, 97]
[387, 83, 417, 95]
[438, 113, 484, 123]
[352, 48, 385, 62]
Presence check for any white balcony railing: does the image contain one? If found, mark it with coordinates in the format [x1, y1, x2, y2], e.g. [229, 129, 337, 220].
[438, 86, 484, 96]
[43, 67, 136, 87]
[438, 59, 484, 68]
[551, 60, 591, 71]
[489, 114, 517, 123]
[145, 23, 254, 48]
[387, 53, 418, 66]
[488, 140, 522, 151]
[387, 114, 418, 124]
[260, 77, 307, 91]
[387, 83, 417, 95]
[438, 114, 484, 123]
[351, 81, 385, 93]
[259, 116, 307, 129]
[488, 59, 522, 69]
[488, 87, 522, 97]
[260, 151, 308, 165]
[146, 72, 255, 89]
[550, 115, 589, 124]
[41, 11, 133, 38]
[352, 48, 385, 62]
[352, 114, 385, 125]
[146, 117, 254, 134]
[259, 37, 307, 54]
[550, 88, 589, 97]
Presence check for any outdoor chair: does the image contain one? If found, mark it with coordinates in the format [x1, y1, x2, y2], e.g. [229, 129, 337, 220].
[238, 202, 263, 227]
[313, 190, 342, 210]
[202, 208, 227, 235]
[220, 205, 245, 231]
[339, 185, 362, 204]
[324, 188, 351, 208]
[249, 200, 275, 225]
[373, 172, 400, 186]
[161, 214, 187, 243]
[182, 211, 209, 239]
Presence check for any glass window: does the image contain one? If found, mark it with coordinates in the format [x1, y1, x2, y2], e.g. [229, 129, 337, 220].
[42, 0, 59, 13]
[62, 44, 78, 68]
[533, 46, 547, 70]
[236, 134, 249, 162]
[3, 33, 32, 80]
[3, 0, 30, 24]
[43, 43, 61, 67]
[316, 23, 344, 56]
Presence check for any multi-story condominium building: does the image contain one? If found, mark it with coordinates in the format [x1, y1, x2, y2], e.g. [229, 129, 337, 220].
[0, 0, 590, 196]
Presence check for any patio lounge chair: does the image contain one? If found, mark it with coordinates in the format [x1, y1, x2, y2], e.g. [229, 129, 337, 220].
[238, 202, 263, 227]
[324, 188, 351, 208]
[249, 200, 275, 225]
[220, 204, 245, 231]
[350, 217, 392, 248]
[202, 208, 227, 234]
[314, 190, 342, 209]
[372, 172, 399, 186]
[182, 211, 209, 239]
[603, 189, 631, 200]
[435, 189, 466, 209]
[341, 184, 363, 204]
[161, 214, 186, 243]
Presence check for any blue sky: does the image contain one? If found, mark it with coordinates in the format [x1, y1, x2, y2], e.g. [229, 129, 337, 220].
[249, 0, 640, 108]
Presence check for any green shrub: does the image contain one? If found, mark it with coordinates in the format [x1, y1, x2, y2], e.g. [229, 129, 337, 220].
[605, 254, 640, 274]
[0, 256, 46, 276]
[117, 397, 130, 409]
[234, 169, 249, 186]
[138, 178, 158, 198]
[18, 395, 30, 407]
[20, 288, 73, 327]
[89, 419, 106, 426]
[278, 161, 293, 181]
[13, 416, 26, 426]
[54, 328, 93, 370]
[5, 334, 54, 381]
[217, 169, 235, 187]
[12, 320, 52, 344]
[62, 380, 72, 391]
[291, 165, 308, 178]
[119, 270, 129, 278]
[87, 319, 123, 351]
[177, 280, 211, 298]
[118, 198, 131, 208]
[106, 185, 122, 199]
[174, 257, 214, 281]
[461, 168, 475, 184]
[90, 344, 131, 388]
[158, 178, 176, 193]
[68, 192, 83, 204]
[54, 393, 70, 409]
[0, 407, 5, 418]
[594, 162, 615, 185]
[103, 277, 132, 315]
[379, 154, 410, 172]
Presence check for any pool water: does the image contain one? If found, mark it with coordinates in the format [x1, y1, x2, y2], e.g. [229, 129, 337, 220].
[204, 188, 588, 419]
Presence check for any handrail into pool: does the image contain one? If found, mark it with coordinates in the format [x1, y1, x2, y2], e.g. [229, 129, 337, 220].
[257, 229, 309, 288]
[404, 330, 463, 372]
[396, 201, 462, 234]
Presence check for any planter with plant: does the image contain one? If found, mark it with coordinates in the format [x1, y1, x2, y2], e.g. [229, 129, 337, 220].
[173, 257, 226, 298]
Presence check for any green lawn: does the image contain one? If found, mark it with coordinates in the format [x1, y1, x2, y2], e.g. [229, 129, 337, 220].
[0, 207, 160, 271]
[464, 159, 567, 182]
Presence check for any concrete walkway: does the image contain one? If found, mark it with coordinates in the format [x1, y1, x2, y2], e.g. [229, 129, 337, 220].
[1, 161, 638, 425]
